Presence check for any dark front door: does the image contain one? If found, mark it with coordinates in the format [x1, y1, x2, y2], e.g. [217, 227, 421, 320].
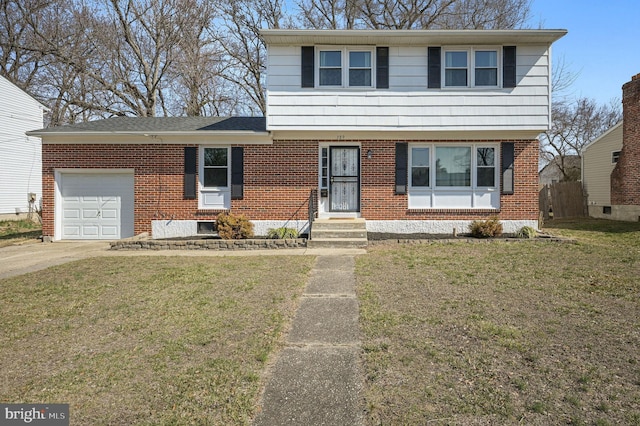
[329, 146, 360, 212]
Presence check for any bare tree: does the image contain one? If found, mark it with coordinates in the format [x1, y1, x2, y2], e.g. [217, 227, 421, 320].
[296, 0, 530, 29]
[0, 0, 49, 89]
[219, 0, 291, 115]
[297, 0, 362, 29]
[541, 98, 621, 181]
[162, 0, 240, 116]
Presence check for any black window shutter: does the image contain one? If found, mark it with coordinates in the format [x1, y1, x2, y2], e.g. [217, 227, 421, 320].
[376, 47, 389, 89]
[231, 147, 244, 200]
[301, 46, 315, 88]
[184, 147, 197, 199]
[428, 47, 441, 89]
[395, 143, 408, 195]
[501, 142, 515, 194]
[503, 46, 517, 88]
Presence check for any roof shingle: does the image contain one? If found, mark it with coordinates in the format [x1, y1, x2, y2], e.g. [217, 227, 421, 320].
[30, 116, 266, 134]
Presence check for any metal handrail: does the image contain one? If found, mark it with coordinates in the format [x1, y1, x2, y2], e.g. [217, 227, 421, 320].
[308, 188, 318, 240]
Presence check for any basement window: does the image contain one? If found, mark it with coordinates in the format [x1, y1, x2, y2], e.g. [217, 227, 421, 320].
[197, 221, 217, 234]
[612, 151, 621, 164]
[603, 206, 612, 215]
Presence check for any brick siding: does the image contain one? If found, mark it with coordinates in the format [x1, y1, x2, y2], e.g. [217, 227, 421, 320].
[611, 73, 640, 205]
[42, 138, 540, 238]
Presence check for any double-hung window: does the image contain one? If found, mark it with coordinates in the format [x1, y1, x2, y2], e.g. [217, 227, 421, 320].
[348, 51, 372, 86]
[203, 147, 228, 187]
[408, 144, 499, 209]
[476, 147, 496, 186]
[411, 147, 430, 187]
[318, 48, 374, 88]
[475, 51, 498, 86]
[445, 51, 468, 87]
[443, 48, 499, 88]
[319, 51, 342, 86]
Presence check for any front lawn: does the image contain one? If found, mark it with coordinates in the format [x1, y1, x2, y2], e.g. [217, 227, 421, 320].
[0, 219, 41, 247]
[0, 256, 314, 424]
[357, 218, 640, 425]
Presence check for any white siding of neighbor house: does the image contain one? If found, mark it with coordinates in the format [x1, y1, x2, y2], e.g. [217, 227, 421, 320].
[0, 76, 45, 216]
[266, 44, 551, 132]
[582, 123, 623, 207]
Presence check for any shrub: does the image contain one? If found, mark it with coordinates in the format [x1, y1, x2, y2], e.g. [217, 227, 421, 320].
[516, 226, 537, 239]
[216, 212, 254, 239]
[469, 217, 503, 238]
[266, 227, 299, 239]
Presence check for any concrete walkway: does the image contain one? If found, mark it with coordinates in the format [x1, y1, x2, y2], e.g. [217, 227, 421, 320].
[253, 255, 364, 426]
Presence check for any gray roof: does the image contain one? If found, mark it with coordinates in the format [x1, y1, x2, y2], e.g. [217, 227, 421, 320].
[28, 116, 266, 135]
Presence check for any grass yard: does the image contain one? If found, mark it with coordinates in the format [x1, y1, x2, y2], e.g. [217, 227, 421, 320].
[0, 256, 314, 424]
[357, 219, 640, 425]
[0, 219, 41, 247]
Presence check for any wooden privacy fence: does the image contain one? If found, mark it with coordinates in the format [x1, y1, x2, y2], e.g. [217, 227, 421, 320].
[539, 181, 587, 220]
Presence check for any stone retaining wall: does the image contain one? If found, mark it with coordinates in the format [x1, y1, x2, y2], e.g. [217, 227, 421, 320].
[110, 238, 307, 250]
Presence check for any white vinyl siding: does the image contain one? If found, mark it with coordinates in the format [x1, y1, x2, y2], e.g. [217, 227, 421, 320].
[0, 76, 44, 215]
[582, 123, 623, 206]
[266, 45, 552, 132]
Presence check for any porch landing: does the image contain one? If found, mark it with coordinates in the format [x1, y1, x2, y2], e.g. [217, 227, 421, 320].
[307, 218, 368, 249]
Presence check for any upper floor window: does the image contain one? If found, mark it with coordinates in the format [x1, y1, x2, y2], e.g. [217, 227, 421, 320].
[319, 51, 342, 86]
[349, 51, 372, 86]
[445, 51, 468, 87]
[475, 51, 498, 86]
[443, 48, 499, 88]
[317, 48, 374, 88]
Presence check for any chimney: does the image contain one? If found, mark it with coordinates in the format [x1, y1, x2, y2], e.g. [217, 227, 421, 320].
[611, 73, 640, 205]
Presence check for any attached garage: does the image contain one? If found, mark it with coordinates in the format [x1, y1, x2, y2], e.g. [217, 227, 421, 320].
[56, 171, 134, 240]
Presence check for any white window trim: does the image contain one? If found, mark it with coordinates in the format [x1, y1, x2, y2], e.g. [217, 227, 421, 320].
[316, 46, 375, 89]
[408, 143, 500, 209]
[198, 146, 231, 210]
[442, 46, 501, 88]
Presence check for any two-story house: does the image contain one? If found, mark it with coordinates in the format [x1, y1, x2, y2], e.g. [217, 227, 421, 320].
[29, 29, 566, 241]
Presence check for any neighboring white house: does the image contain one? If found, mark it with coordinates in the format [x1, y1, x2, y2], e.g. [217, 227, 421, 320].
[0, 75, 46, 220]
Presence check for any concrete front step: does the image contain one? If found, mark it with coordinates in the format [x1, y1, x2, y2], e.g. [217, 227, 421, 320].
[311, 229, 368, 239]
[307, 238, 368, 249]
[307, 218, 367, 248]
[309, 218, 368, 248]
[312, 218, 367, 230]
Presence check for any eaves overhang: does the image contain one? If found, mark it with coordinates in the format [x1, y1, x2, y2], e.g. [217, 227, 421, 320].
[260, 29, 567, 46]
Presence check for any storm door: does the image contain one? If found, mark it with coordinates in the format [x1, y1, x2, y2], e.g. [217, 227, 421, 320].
[329, 146, 360, 212]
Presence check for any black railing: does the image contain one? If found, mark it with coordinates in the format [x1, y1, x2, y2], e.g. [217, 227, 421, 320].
[308, 188, 318, 240]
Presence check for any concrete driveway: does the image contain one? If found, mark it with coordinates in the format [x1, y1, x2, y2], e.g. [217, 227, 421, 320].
[0, 241, 112, 279]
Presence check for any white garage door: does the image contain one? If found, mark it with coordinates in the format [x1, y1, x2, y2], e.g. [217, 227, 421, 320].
[60, 173, 134, 240]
